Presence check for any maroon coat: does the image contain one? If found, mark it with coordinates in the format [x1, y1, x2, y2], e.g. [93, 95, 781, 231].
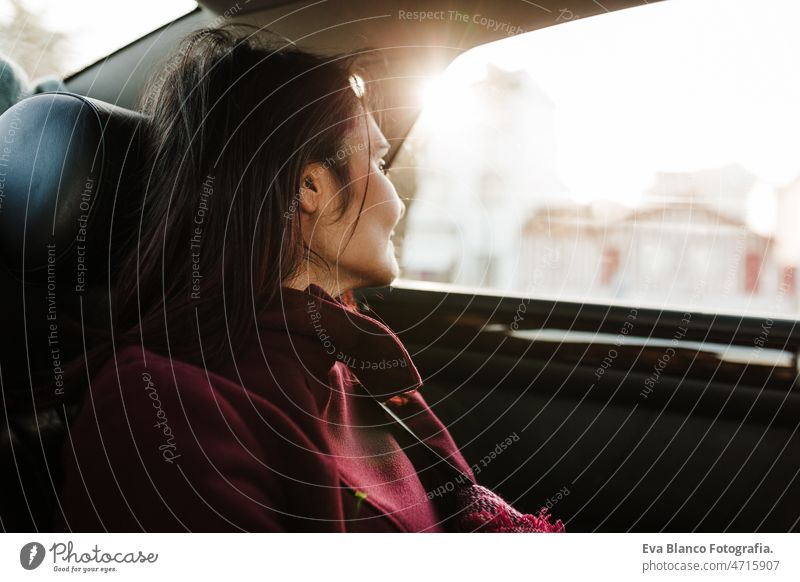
[52, 284, 475, 532]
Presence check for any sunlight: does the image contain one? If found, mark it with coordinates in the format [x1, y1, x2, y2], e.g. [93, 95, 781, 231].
[417, 73, 480, 130]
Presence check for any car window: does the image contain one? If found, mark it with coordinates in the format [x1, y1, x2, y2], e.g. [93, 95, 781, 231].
[0, 0, 197, 79]
[391, 0, 800, 318]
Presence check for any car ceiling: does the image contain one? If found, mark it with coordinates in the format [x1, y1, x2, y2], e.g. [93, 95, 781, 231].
[67, 0, 656, 159]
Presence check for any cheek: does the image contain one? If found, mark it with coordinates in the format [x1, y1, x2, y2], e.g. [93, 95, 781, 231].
[359, 211, 393, 253]
[354, 183, 395, 238]
[374, 179, 402, 228]
[337, 177, 401, 267]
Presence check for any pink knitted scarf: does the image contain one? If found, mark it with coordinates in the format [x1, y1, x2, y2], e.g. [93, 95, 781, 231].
[455, 483, 566, 533]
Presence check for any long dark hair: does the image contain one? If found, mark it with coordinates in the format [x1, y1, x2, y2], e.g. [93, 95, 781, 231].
[70, 24, 381, 383]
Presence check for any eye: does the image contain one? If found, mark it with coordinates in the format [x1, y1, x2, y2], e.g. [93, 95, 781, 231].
[377, 158, 389, 175]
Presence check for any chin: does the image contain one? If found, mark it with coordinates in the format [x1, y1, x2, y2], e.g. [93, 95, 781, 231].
[373, 266, 398, 287]
[359, 258, 399, 289]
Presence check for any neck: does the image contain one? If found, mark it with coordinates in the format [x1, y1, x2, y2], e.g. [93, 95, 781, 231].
[283, 265, 352, 298]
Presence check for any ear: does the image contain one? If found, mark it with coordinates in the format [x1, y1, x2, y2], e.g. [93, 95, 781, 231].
[298, 162, 337, 215]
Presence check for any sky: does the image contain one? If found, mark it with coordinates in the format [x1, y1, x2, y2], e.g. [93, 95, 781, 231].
[422, 0, 800, 234]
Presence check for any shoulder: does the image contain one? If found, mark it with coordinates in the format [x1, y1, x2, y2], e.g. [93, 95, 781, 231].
[89, 344, 320, 453]
[60, 344, 341, 531]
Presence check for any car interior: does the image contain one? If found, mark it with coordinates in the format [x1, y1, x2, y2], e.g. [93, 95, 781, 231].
[1, 0, 798, 533]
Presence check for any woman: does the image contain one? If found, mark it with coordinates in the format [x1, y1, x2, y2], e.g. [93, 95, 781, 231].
[53, 25, 564, 533]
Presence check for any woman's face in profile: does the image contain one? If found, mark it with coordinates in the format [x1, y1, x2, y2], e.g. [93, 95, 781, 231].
[302, 113, 406, 293]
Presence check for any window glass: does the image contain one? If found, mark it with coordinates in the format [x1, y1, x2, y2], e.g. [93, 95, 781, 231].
[0, 0, 197, 79]
[392, 0, 800, 317]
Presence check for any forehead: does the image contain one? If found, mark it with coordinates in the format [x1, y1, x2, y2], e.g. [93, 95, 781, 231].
[348, 111, 389, 149]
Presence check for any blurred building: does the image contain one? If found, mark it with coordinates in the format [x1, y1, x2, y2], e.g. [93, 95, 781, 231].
[400, 66, 799, 315]
[776, 176, 800, 302]
[519, 167, 798, 314]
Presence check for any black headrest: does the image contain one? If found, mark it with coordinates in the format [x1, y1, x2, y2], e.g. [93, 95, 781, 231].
[0, 93, 145, 407]
[0, 92, 145, 285]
